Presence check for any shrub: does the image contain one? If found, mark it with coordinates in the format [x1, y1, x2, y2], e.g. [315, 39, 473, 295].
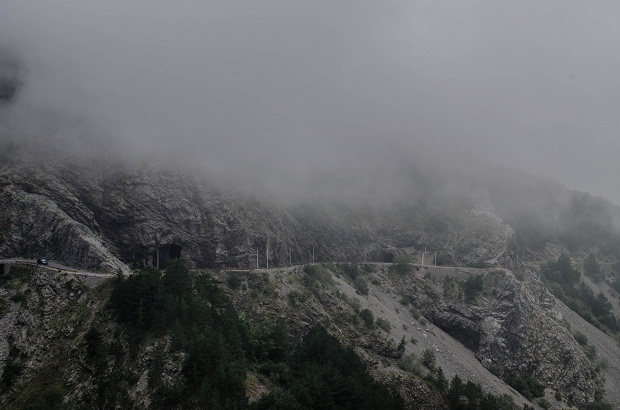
[469, 260, 490, 269]
[0, 296, 9, 317]
[303, 265, 333, 286]
[584, 344, 597, 361]
[339, 263, 361, 280]
[0, 266, 32, 288]
[595, 357, 609, 372]
[288, 290, 305, 307]
[25, 383, 64, 410]
[409, 306, 421, 320]
[84, 326, 107, 373]
[421, 348, 436, 370]
[398, 353, 420, 374]
[226, 274, 243, 289]
[389, 262, 412, 275]
[361, 264, 374, 273]
[585, 403, 613, 410]
[574, 331, 588, 346]
[336, 291, 361, 311]
[0, 347, 24, 391]
[394, 254, 413, 264]
[508, 375, 545, 400]
[353, 277, 369, 295]
[10, 291, 26, 304]
[375, 318, 391, 333]
[359, 309, 374, 327]
[514, 269, 525, 281]
[464, 275, 484, 301]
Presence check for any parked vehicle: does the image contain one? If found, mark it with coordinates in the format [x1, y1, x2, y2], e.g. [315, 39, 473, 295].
[37, 258, 48, 265]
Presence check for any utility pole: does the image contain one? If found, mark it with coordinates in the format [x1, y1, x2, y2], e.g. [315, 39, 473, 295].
[156, 249, 160, 270]
[256, 249, 259, 270]
[312, 246, 315, 264]
[434, 251, 437, 266]
[266, 243, 269, 270]
[289, 248, 292, 266]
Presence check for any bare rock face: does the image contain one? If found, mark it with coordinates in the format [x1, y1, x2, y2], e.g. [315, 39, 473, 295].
[418, 207, 517, 269]
[0, 158, 517, 272]
[403, 268, 595, 407]
[0, 164, 128, 273]
[0, 270, 86, 382]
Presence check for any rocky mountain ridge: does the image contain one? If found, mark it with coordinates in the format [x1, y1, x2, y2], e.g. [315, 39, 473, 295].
[0, 158, 516, 273]
[1, 151, 619, 409]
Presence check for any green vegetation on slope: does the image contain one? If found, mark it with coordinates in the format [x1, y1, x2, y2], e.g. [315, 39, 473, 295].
[0, 261, 557, 409]
[109, 260, 405, 409]
[541, 255, 618, 333]
[251, 325, 403, 410]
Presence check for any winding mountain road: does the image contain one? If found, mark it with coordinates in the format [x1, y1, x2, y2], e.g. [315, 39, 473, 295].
[0, 259, 113, 278]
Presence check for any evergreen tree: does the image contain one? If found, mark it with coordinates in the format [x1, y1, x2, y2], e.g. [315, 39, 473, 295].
[584, 253, 602, 282]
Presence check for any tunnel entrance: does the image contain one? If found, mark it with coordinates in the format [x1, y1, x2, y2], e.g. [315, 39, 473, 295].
[154, 244, 182, 269]
[381, 251, 395, 263]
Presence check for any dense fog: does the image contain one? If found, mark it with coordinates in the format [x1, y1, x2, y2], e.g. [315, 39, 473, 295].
[2, 1, 620, 204]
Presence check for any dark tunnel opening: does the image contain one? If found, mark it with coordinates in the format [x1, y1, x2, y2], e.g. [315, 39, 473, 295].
[154, 243, 182, 269]
[382, 251, 395, 263]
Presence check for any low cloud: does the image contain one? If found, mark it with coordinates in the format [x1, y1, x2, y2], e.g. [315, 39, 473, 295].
[2, 1, 620, 204]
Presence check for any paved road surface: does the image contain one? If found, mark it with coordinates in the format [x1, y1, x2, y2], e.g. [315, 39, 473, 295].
[0, 259, 112, 278]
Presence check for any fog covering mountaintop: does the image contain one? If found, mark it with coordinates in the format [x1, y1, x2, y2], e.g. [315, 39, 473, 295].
[2, 0, 620, 255]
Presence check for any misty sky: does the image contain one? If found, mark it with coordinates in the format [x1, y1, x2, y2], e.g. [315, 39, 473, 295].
[2, 1, 620, 203]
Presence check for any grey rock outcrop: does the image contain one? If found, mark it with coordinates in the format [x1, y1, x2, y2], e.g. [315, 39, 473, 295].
[400, 267, 595, 407]
[0, 158, 517, 273]
[0, 163, 127, 273]
[417, 207, 517, 269]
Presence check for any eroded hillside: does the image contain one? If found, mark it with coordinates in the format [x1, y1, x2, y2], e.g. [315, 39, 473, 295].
[219, 263, 620, 409]
[0, 158, 516, 273]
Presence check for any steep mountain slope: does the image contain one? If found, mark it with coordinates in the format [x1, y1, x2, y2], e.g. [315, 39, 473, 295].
[1, 262, 618, 409]
[0, 157, 517, 273]
[221, 263, 619, 408]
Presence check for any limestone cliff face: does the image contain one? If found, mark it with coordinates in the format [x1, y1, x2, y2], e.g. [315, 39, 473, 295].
[0, 159, 516, 273]
[398, 267, 595, 407]
[0, 163, 127, 273]
[416, 207, 517, 269]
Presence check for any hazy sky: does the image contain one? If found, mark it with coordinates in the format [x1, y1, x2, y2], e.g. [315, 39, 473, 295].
[2, 1, 620, 203]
